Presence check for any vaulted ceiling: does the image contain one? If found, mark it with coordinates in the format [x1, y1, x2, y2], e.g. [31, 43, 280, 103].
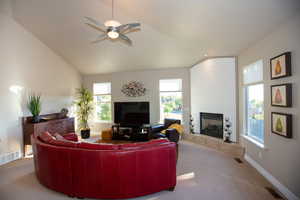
[11, 0, 300, 74]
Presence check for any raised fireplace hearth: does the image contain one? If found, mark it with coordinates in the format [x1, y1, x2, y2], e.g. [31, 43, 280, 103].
[200, 112, 223, 139]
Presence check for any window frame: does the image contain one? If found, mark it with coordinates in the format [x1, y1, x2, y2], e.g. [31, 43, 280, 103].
[243, 60, 265, 146]
[93, 82, 112, 123]
[159, 79, 183, 123]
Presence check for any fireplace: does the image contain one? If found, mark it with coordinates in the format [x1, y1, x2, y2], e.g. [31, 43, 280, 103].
[200, 112, 223, 139]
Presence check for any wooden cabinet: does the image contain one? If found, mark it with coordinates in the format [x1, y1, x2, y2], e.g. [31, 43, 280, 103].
[22, 113, 75, 155]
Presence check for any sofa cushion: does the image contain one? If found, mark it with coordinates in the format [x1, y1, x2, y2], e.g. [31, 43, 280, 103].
[39, 132, 78, 148]
[48, 139, 79, 148]
[39, 132, 55, 143]
[78, 142, 119, 150]
[119, 139, 169, 150]
[62, 133, 79, 142]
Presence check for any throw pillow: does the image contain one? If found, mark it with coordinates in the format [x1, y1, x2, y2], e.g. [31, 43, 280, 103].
[53, 133, 65, 140]
[168, 123, 184, 134]
[39, 132, 56, 143]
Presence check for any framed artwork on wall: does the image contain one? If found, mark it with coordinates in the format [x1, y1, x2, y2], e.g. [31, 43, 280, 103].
[271, 83, 292, 107]
[270, 52, 291, 80]
[271, 112, 292, 138]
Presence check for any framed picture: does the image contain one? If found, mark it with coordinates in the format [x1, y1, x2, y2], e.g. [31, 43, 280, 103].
[271, 83, 292, 107]
[270, 52, 291, 79]
[271, 112, 292, 138]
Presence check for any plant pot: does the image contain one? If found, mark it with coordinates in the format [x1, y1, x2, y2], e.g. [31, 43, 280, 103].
[32, 115, 41, 123]
[81, 129, 90, 139]
[224, 136, 231, 143]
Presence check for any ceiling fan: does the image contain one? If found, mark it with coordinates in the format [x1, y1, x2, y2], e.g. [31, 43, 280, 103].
[85, 0, 141, 45]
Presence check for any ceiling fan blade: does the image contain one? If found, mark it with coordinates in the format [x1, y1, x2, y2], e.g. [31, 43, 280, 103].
[119, 34, 132, 45]
[118, 23, 141, 33]
[122, 27, 141, 35]
[91, 34, 108, 43]
[128, 23, 141, 28]
[85, 23, 106, 33]
[85, 17, 104, 27]
[85, 17, 106, 32]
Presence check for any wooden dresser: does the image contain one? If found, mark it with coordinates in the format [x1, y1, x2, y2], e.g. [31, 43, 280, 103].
[22, 113, 75, 155]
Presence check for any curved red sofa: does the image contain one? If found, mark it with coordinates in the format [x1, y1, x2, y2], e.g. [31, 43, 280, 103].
[31, 133, 177, 199]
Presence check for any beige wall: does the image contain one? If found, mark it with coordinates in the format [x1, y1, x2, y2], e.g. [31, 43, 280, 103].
[238, 14, 300, 197]
[0, 7, 82, 161]
[83, 68, 190, 133]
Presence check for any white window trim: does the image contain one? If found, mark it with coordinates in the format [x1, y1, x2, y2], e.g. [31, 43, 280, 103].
[243, 60, 265, 146]
[160, 90, 182, 93]
[93, 83, 112, 123]
[242, 134, 266, 149]
[243, 82, 265, 146]
[159, 79, 183, 123]
[159, 92, 183, 123]
[243, 80, 264, 87]
[94, 93, 111, 96]
[94, 95, 112, 123]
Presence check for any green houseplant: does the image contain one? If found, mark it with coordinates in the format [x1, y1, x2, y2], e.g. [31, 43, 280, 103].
[27, 94, 42, 123]
[74, 87, 94, 139]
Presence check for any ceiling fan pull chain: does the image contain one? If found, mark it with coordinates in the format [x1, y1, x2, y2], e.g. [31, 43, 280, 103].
[112, 0, 113, 19]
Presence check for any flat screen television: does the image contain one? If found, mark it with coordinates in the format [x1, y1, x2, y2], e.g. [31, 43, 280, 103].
[114, 102, 150, 126]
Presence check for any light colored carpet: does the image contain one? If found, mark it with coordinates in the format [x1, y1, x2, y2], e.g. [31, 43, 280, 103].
[0, 141, 279, 200]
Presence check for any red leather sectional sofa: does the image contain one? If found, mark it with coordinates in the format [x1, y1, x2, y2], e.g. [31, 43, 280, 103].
[31, 132, 177, 199]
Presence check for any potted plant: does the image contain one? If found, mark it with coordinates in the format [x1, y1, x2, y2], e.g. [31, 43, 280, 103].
[27, 94, 42, 123]
[74, 87, 94, 139]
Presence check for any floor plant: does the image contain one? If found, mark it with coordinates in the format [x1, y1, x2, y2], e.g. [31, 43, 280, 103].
[74, 87, 94, 139]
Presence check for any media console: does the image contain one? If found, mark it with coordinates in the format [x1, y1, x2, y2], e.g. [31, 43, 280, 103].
[112, 124, 151, 141]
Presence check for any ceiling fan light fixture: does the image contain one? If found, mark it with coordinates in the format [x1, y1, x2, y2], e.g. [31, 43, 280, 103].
[104, 20, 121, 27]
[84, 0, 140, 45]
[107, 30, 119, 39]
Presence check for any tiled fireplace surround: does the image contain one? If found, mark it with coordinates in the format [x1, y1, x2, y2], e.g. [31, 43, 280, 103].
[183, 112, 244, 157]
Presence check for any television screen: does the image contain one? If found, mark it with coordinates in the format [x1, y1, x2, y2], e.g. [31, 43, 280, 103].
[114, 102, 150, 126]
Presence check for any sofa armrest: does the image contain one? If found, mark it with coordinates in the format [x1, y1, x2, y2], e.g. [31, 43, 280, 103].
[150, 124, 165, 133]
[165, 129, 180, 143]
[63, 133, 78, 142]
[164, 118, 181, 129]
[150, 133, 167, 139]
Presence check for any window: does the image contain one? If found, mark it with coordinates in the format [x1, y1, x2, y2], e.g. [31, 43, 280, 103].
[159, 79, 183, 122]
[93, 83, 112, 122]
[243, 60, 264, 144]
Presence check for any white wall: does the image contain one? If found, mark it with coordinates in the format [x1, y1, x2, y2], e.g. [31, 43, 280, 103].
[190, 57, 237, 142]
[238, 14, 300, 199]
[0, 5, 82, 163]
[83, 68, 190, 133]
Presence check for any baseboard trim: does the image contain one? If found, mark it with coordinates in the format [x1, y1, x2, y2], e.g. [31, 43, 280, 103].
[0, 151, 21, 166]
[244, 154, 299, 200]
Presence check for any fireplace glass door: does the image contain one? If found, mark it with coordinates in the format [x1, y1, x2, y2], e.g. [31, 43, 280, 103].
[200, 112, 223, 139]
